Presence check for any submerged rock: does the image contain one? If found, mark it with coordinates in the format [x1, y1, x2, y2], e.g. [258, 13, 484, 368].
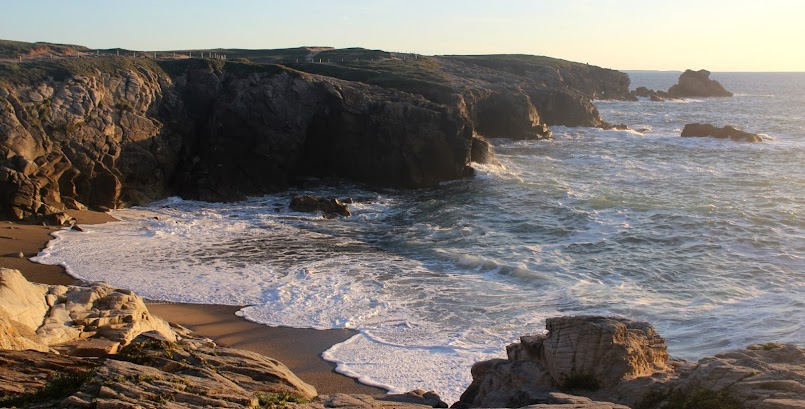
[290, 195, 351, 218]
[681, 123, 763, 142]
[668, 69, 733, 98]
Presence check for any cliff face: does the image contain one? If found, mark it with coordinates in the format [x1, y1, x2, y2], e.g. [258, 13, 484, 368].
[1, 46, 629, 220]
[181, 66, 474, 202]
[0, 59, 480, 218]
[0, 62, 188, 218]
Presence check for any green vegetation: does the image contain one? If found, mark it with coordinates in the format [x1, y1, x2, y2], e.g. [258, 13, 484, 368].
[256, 392, 310, 409]
[559, 372, 601, 392]
[0, 369, 96, 408]
[0, 56, 167, 85]
[637, 388, 743, 409]
[117, 338, 186, 364]
[0, 39, 88, 58]
[753, 342, 783, 351]
[444, 54, 579, 71]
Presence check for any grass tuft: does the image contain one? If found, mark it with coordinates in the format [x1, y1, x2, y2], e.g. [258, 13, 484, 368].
[256, 392, 309, 409]
[0, 369, 95, 407]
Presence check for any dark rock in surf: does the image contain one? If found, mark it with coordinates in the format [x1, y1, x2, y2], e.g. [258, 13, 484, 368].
[470, 135, 496, 164]
[630, 86, 674, 101]
[290, 195, 351, 217]
[681, 123, 763, 142]
[668, 69, 733, 98]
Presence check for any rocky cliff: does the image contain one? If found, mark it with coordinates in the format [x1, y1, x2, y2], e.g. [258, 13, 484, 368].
[1, 43, 628, 221]
[0, 57, 480, 218]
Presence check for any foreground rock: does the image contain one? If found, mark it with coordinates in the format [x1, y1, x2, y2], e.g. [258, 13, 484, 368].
[457, 315, 805, 409]
[681, 123, 763, 142]
[0, 334, 319, 408]
[0, 269, 449, 409]
[667, 69, 733, 98]
[0, 268, 177, 352]
[302, 391, 448, 409]
[290, 195, 351, 217]
[456, 316, 669, 408]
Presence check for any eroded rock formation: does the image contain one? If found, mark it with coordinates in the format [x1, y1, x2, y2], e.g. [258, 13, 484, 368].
[0, 268, 177, 352]
[456, 315, 805, 409]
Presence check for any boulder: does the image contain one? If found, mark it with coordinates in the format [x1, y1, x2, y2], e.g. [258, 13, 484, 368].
[290, 195, 351, 217]
[681, 123, 763, 142]
[629, 87, 673, 101]
[471, 135, 496, 164]
[0, 316, 49, 352]
[667, 69, 733, 98]
[0, 268, 50, 331]
[36, 281, 179, 346]
[305, 393, 446, 409]
[458, 316, 805, 409]
[530, 316, 670, 386]
[662, 343, 805, 409]
[375, 389, 448, 408]
[456, 316, 669, 408]
[44, 211, 75, 226]
[0, 268, 178, 350]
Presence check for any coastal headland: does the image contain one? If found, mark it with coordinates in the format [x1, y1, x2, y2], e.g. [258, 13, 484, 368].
[2, 40, 803, 408]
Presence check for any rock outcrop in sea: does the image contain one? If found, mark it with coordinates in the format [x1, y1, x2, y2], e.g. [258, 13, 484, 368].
[0, 43, 632, 221]
[668, 69, 733, 98]
[681, 123, 763, 142]
[628, 69, 733, 101]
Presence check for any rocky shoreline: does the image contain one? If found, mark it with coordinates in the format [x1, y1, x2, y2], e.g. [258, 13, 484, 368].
[2, 42, 799, 408]
[2, 267, 803, 408]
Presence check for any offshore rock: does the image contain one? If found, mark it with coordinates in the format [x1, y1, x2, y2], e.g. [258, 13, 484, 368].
[681, 123, 763, 142]
[667, 69, 733, 98]
[290, 195, 351, 217]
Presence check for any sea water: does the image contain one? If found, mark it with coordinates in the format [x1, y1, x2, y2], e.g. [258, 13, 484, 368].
[34, 72, 805, 402]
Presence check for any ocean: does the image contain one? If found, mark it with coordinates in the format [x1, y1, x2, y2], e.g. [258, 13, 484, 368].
[34, 71, 805, 402]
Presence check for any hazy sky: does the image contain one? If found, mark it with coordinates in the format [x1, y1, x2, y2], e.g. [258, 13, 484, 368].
[2, 0, 803, 71]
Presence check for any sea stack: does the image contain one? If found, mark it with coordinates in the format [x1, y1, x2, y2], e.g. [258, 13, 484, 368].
[667, 69, 733, 98]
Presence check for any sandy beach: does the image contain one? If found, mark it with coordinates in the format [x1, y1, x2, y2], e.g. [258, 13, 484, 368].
[0, 211, 383, 395]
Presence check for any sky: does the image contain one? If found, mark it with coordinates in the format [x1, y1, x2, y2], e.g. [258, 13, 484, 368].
[1, 0, 804, 71]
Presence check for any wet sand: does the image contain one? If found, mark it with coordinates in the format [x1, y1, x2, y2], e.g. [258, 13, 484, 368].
[0, 211, 383, 395]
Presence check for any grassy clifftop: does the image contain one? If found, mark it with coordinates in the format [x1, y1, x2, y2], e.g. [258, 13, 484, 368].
[0, 39, 89, 59]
